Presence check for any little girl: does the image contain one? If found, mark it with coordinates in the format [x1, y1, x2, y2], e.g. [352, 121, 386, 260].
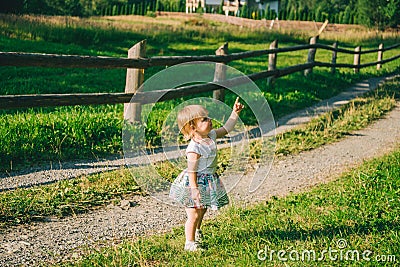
[169, 97, 244, 252]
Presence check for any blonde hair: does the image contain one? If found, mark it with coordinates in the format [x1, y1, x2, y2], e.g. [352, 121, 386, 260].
[177, 105, 209, 140]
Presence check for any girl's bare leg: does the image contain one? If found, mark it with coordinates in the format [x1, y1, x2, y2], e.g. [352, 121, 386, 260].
[185, 208, 206, 241]
[196, 208, 207, 230]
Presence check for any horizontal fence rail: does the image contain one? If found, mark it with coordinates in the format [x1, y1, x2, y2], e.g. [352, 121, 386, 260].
[0, 45, 314, 68]
[315, 54, 400, 68]
[1, 43, 399, 69]
[0, 63, 314, 109]
[0, 38, 399, 112]
[314, 43, 400, 54]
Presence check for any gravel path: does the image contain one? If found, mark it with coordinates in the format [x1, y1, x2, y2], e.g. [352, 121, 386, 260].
[0, 76, 399, 266]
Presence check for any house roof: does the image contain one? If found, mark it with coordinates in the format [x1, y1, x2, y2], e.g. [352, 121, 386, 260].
[204, 0, 278, 6]
[205, 0, 222, 6]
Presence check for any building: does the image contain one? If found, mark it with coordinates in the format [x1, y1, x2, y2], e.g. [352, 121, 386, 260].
[186, 0, 279, 17]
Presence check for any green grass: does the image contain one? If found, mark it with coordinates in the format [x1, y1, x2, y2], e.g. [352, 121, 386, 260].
[0, 14, 399, 171]
[0, 168, 142, 225]
[0, 14, 398, 264]
[0, 78, 397, 227]
[61, 144, 400, 266]
[0, 105, 123, 169]
[276, 80, 399, 156]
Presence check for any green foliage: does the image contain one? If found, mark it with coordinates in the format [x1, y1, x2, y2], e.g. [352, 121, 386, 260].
[1, 0, 399, 29]
[0, 78, 397, 228]
[357, 0, 400, 30]
[343, 5, 353, 24]
[63, 145, 400, 266]
[385, 0, 400, 28]
[240, 4, 249, 18]
[0, 106, 123, 170]
[278, 0, 399, 28]
[0, 14, 399, 171]
[112, 5, 118, 15]
[276, 81, 398, 156]
[0, 168, 141, 226]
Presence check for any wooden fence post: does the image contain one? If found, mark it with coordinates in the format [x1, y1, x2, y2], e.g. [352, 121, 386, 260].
[124, 40, 146, 123]
[317, 20, 329, 35]
[267, 39, 278, 86]
[331, 42, 338, 74]
[213, 42, 228, 102]
[377, 43, 384, 70]
[304, 36, 319, 76]
[353, 46, 361, 73]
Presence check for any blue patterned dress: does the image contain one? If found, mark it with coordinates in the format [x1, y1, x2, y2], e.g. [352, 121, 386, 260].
[169, 130, 229, 210]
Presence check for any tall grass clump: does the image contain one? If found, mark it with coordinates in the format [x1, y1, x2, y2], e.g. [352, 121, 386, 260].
[276, 78, 399, 156]
[0, 167, 141, 226]
[0, 105, 123, 170]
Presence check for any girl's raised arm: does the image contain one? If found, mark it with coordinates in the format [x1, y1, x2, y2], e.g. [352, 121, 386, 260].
[215, 97, 244, 138]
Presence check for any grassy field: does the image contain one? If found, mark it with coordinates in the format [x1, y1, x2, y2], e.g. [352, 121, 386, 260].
[60, 141, 400, 266]
[0, 13, 399, 266]
[0, 14, 399, 171]
[0, 77, 397, 227]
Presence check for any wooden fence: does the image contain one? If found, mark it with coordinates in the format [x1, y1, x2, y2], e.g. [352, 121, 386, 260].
[0, 38, 399, 122]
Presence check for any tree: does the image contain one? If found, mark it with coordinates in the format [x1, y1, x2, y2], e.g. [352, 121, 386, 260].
[65, 0, 84, 16]
[357, 0, 400, 29]
[343, 5, 352, 24]
[0, 0, 24, 13]
[384, 0, 400, 28]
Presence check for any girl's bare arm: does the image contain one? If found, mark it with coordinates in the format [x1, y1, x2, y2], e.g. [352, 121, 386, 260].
[215, 97, 244, 138]
[187, 152, 200, 188]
